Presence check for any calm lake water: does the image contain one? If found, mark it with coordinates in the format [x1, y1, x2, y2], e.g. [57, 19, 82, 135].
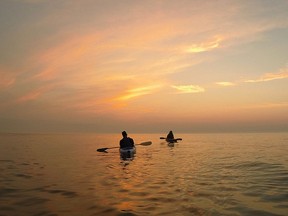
[0, 132, 288, 216]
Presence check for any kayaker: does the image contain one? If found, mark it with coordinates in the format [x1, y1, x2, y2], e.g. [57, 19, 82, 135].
[166, 131, 174, 140]
[120, 131, 135, 148]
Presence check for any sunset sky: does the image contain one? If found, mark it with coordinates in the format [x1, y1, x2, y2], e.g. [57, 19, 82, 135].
[0, 0, 287, 133]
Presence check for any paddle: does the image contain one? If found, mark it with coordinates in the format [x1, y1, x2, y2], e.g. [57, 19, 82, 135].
[97, 141, 152, 152]
[160, 137, 182, 141]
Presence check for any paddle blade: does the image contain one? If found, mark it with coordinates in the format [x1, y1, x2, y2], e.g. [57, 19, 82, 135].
[138, 141, 152, 146]
[160, 137, 166, 139]
[97, 148, 108, 152]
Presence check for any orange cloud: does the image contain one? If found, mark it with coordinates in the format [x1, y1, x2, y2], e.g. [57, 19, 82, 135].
[16, 85, 53, 103]
[30, 21, 178, 84]
[17, 91, 41, 103]
[0, 70, 15, 89]
[33, 32, 103, 81]
[116, 85, 162, 101]
[172, 85, 205, 93]
[71, 99, 112, 114]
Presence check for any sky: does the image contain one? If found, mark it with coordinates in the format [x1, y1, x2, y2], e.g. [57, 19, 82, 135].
[0, 0, 288, 133]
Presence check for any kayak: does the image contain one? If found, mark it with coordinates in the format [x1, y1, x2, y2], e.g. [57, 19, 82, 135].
[166, 138, 181, 143]
[160, 137, 182, 143]
[119, 147, 136, 158]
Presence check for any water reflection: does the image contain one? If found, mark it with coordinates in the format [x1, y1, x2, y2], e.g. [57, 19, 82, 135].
[167, 142, 175, 147]
[120, 148, 136, 161]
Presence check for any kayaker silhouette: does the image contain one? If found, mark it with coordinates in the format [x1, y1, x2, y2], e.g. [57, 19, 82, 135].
[166, 131, 174, 140]
[120, 131, 135, 148]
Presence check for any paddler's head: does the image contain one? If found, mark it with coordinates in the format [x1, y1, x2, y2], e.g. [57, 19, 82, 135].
[122, 131, 127, 138]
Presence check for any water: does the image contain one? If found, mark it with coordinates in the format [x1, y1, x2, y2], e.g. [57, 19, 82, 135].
[0, 132, 287, 216]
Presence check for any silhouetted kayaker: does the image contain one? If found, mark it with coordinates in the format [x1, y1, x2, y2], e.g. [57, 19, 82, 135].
[120, 131, 134, 148]
[166, 131, 174, 140]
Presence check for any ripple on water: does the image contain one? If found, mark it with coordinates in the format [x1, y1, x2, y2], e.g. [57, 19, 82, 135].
[45, 189, 78, 198]
[14, 197, 49, 207]
[228, 205, 284, 216]
[260, 193, 288, 203]
[0, 188, 20, 196]
[14, 173, 33, 179]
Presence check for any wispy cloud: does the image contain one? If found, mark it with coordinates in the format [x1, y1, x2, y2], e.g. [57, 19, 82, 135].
[216, 82, 237, 87]
[172, 85, 205, 94]
[116, 85, 162, 101]
[16, 85, 53, 103]
[185, 37, 222, 53]
[32, 33, 102, 81]
[214, 67, 288, 88]
[0, 70, 15, 89]
[245, 69, 288, 83]
[241, 102, 288, 109]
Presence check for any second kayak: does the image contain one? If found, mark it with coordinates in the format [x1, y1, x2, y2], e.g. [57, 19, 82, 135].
[166, 138, 182, 143]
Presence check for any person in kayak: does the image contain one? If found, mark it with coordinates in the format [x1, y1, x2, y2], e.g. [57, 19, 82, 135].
[166, 131, 174, 140]
[120, 131, 135, 148]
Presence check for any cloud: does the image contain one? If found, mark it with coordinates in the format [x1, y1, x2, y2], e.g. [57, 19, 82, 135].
[245, 69, 288, 83]
[116, 85, 162, 101]
[185, 37, 222, 53]
[216, 82, 236, 87]
[241, 102, 288, 109]
[0, 70, 15, 89]
[16, 85, 53, 103]
[32, 32, 103, 81]
[172, 85, 205, 94]
[215, 67, 288, 88]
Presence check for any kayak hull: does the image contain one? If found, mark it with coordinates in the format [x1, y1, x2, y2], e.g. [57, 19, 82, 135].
[119, 147, 136, 159]
[166, 138, 178, 143]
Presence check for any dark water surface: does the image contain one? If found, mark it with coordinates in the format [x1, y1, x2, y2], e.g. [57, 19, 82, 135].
[0, 133, 287, 216]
